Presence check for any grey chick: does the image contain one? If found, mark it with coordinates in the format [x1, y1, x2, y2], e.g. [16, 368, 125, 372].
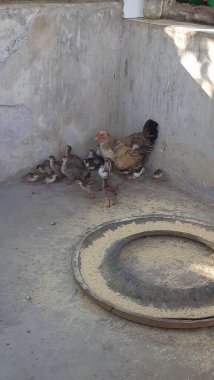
[76, 173, 102, 198]
[66, 145, 84, 167]
[49, 156, 62, 178]
[102, 178, 118, 207]
[96, 145, 102, 157]
[61, 156, 87, 184]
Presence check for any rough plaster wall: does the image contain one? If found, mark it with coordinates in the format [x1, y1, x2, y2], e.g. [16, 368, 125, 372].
[119, 22, 214, 196]
[0, 2, 122, 181]
[0, 2, 214, 197]
[162, 0, 214, 25]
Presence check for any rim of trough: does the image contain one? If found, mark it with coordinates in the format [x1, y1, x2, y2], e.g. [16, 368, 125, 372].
[72, 214, 214, 329]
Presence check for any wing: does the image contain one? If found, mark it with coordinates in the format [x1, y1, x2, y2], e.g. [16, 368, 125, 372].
[117, 132, 153, 153]
[114, 131, 155, 170]
[114, 139, 145, 170]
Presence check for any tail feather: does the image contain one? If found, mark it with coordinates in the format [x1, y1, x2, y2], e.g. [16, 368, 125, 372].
[142, 119, 159, 143]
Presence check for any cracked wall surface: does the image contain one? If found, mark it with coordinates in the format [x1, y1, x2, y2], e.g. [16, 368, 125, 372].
[0, 1, 213, 198]
[119, 22, 214, 197]
[0, 2, 122, 181]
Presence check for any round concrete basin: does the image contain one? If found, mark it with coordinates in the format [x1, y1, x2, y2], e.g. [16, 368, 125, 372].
[73, 215, 214, 328]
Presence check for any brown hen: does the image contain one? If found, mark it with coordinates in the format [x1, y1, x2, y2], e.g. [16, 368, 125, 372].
[95, 119, 158, 171]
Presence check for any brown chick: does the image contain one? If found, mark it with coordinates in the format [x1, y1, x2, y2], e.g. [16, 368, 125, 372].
[26, 173, 40, 183]
[36, 164, 46, 174]
[102, 178, 118, 207]
[39, 160, 53, 175]
[36, 165, 49, 181]
[76, 173, 102, 198]
[103, 158, 113, 175]
[43, 173, 58, 185]
[43, 173, 58, 189]
[98, 159, 123, 190]
[153, 169, 164, 180]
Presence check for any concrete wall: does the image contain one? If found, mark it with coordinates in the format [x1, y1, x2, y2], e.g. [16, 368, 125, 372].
[119, 21, 214, 197]
[162, 0, 214, 25]
[0, 2, 213, 198]
[0, 2, 122, 181]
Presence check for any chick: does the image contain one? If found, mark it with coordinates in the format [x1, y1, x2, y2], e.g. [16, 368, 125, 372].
[43, 173, 58, 185]
[61, 156, 87, 184]
[26, 173, 40, 183]
[84, 158, 96, 171]
[98, 164, 109, 179]
[153, 169, 164, 180]
[98, 159, 113, 177]
[35, 165, 49, 181]
[96, 145, 102, 157]
[86, 149, 104, 169]
[66, 145, 84, 167]
[49, 156, 62, 178]
[105, 158, 129, 180]
[66, 144, 72, 157]
[103, 158, 113, 175]
[88, 149, 95, 159]
[98, 160, 119, 206]
[98, 159, 121, 190]
[38, 160, 53, 175]
[76, 173, 102, 198]
[36, 164, 46, 174]
[102, 178, 118, 207]
[129, 166, 145, 180]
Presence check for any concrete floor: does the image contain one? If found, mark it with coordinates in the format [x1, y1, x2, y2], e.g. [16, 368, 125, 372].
[0, 176, 214, 380]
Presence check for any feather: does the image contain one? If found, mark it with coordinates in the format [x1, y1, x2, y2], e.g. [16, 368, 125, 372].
[95, 120, 158, 172]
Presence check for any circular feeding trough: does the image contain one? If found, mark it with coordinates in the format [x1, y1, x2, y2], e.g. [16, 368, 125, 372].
[73, 216, 214, 329]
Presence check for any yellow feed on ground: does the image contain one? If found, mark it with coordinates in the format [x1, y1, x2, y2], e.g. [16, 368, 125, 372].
[80, 220, 214, 319]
